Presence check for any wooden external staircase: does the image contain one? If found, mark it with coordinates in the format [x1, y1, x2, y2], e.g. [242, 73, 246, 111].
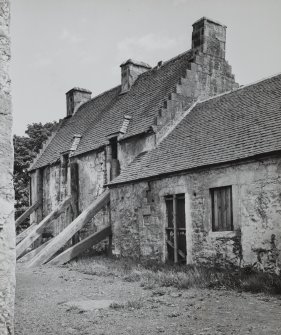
[16, 189, 111, 267]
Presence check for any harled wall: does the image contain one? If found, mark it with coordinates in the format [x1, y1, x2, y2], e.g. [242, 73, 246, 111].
[0, 1, 15, 333]
[32, 149, 109, 240]
[110, 156, 281, 273]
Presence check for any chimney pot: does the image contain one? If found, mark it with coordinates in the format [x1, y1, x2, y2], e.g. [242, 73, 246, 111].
[66, 87, 92, 116]
[192, 17, 226, 59]
[120, 59, 151, 94]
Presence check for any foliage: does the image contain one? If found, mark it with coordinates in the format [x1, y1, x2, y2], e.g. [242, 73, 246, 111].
[14, 121, 58, 221]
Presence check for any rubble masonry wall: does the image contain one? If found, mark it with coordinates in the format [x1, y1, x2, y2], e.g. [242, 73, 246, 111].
[0, 1, 15, 333]
[110, 156, 281, 273]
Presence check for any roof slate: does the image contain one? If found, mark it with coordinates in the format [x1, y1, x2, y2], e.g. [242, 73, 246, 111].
[30, 85, 120, 170]
[74, 50, 193, 156]
[30, 50, 193, 170]
[110, 74, 281, 186]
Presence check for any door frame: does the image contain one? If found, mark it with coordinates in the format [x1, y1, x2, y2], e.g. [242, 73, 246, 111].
[159, 185, 193, 265]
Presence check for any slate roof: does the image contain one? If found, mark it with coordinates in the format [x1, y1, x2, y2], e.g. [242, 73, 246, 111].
[109, 73, 281, 186]
[30, 50, 194, 170]
[30, 86, 120, 170]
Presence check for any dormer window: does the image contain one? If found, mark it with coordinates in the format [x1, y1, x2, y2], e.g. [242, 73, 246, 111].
[70, 134, 82, 152]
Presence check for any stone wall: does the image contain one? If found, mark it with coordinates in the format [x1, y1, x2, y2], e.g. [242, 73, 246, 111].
[110, 156, 281, 273]
[76, 150, 109, 239]
[77, 150, 106, 209]
[0, 1, 15, 334]
[41, 164, 72, 237]
[34, 134, 157, 247]
[36, 149, 108, 240]
[118, 133, 155, 172]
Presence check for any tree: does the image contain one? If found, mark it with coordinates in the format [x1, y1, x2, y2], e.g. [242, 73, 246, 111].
[14, 122, 58, 221]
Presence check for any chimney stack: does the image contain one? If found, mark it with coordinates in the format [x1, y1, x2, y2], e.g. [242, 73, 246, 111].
[192, 17, 226, 59]
[66, 87, 92, 116]
[120, 59, 151, 94]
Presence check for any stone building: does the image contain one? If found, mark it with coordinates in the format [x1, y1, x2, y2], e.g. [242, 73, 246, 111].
[109, 74, 281, 273]
[0, 1, 15, 334]
[25, 17, 281, 272]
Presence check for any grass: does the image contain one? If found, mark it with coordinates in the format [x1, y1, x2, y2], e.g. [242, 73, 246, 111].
[67, 256, 281, 295]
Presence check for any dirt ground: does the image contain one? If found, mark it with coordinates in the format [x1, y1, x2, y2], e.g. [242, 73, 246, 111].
[15, 264, 281, 335]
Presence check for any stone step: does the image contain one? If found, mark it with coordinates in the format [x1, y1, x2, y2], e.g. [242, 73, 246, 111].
[166, 98, 181, 111]
[175, 82, 193, 97]
[169, 92, 188, 101]
[156, 108, 172, 126]
[155, 63, 198, 130]
[179, 77, 190, 86]
[157, 107, 168, 118]
[181, 69, 197, 86]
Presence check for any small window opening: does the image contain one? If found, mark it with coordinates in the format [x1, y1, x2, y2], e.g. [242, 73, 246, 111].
[109, 137, 120, 180]
[110, 137, 118, 159]
[61, 154, 69, 183]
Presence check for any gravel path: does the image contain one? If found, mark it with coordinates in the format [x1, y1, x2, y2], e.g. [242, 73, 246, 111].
[15, 264, 281, 335]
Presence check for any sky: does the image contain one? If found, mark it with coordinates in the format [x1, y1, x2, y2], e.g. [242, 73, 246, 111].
[11, 0, 281, 135]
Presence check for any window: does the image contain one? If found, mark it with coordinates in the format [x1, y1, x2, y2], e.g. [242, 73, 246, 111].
[165, 194, 186, 263]
[109, 137, 120, 180]
[110, 137, 118, 159]
[211, 186, 233, 231]
[61, 153, 69, 183]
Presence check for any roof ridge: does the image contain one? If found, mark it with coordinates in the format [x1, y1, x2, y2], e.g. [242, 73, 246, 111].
[132, 49, 192, 82]
[198, 71, 281, 105]
[161, 49, 193, 67]
[76, 84, 121, 113]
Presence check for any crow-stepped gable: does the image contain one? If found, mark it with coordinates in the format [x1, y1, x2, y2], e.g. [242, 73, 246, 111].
[16, 18, 281, 275]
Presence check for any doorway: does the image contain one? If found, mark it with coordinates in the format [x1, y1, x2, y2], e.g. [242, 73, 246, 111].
[165, 193, 186, 263]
